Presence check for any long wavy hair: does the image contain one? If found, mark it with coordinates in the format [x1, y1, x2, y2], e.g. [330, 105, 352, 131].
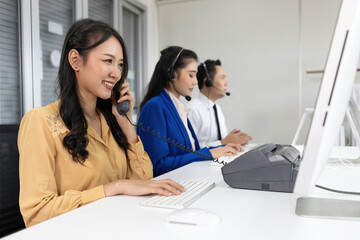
[57, 18, 130, 164]
[139, 46, 198, 111]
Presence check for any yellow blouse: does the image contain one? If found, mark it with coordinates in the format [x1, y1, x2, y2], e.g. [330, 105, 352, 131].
[18, 100, 153, 227]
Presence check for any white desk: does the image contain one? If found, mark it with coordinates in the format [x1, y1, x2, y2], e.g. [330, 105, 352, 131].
[4, 152, 360, 240]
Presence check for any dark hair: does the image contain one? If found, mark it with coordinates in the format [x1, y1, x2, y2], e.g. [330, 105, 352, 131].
[139, 46, 198, 111]
[197, 59, 222, 89]
[58, 18, 130, 164]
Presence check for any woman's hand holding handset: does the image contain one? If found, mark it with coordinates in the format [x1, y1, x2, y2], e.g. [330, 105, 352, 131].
[111, 80, 138, 143]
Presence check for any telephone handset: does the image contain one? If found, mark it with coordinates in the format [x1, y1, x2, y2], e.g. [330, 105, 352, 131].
[113, 81, 130, 115]
[117, 100, 129, 115]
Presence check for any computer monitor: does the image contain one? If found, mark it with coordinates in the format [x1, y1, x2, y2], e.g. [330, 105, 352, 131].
[293, 0, 360, 218]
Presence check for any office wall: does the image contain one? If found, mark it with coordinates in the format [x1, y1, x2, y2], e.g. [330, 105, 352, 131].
[157, 0, 342, 144]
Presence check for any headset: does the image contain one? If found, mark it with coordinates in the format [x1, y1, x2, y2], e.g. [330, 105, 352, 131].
[167, 48, 191, 101]
[202, 62, 230, 96]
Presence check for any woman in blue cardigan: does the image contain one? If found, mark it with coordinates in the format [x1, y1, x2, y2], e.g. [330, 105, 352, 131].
[137, 46, 242, 176]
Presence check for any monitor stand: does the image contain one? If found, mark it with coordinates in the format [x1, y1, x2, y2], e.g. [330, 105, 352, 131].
[295, 197, 360, 220]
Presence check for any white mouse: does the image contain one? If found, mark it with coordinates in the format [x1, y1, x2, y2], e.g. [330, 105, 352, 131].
[165, 208, 221, 226]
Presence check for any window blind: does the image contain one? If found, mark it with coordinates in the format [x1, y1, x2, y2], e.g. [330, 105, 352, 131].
[39, 0, 74, 106]
[88, 0, 113, 25]
[122, 7, 139, 103]
[0, 0, 20, 124]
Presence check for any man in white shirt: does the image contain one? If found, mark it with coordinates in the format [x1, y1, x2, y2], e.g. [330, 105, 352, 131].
[188, 59, 252, 148]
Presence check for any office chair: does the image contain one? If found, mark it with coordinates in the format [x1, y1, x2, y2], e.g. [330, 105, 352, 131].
[0, 124, 25, 237]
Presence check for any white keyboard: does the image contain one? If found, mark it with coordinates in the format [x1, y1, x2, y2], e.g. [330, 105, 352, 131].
[140, 181, 215, 209]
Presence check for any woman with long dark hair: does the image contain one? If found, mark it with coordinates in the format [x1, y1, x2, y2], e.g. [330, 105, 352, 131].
[137, 46, 242, 177]
[18, 19, 183, 227]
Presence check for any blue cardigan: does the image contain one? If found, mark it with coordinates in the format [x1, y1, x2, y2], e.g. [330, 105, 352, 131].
[137, 90, 213, 176]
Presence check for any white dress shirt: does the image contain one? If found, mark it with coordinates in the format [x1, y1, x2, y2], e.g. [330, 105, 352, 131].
[165, 89, 196, 151]
[187, 92, 228, 148]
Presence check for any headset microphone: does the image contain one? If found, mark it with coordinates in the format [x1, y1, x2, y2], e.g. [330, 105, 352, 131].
[212, 85, 231, 97]
[169, 79, 192, 101]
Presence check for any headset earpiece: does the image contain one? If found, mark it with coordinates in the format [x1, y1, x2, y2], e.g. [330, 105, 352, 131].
[202, 63, 213, 87]
[167, 71, 175, 81]
[205, 78, 213, 87]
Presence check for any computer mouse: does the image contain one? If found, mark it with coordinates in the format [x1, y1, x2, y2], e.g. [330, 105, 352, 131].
[165, 208, 221, 226]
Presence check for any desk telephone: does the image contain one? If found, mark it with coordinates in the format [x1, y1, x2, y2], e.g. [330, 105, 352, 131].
[221, 144, 301, 193]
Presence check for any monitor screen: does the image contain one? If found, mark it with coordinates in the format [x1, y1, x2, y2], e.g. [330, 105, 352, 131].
[294, 0, 360, 195]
